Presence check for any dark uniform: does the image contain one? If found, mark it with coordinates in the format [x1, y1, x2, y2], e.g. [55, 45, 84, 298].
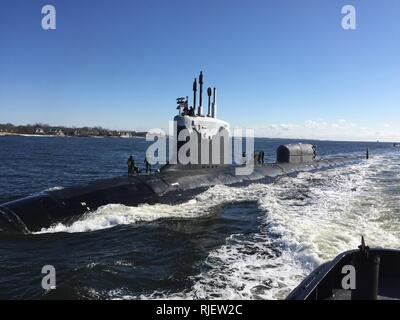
[144, 156, 152, 174]
[127, 156, 134, 176]
[312, 145, 317, 159]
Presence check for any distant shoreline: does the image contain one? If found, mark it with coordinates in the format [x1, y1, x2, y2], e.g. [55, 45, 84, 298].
[0, 123, 147, 139]
[0, 132, 146, 139]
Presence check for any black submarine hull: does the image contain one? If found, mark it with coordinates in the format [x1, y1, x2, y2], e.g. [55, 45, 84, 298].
[0, 158, 360, 235]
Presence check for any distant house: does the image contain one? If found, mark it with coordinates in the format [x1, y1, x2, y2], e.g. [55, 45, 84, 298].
[55, 129, 65, 136]
[35, 128, 45, 135]
[120, 131, 133, 138]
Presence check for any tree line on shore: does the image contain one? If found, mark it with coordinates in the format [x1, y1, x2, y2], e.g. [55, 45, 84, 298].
[0, 123, 146, 138]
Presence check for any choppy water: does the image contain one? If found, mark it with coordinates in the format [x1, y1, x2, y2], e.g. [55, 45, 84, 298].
[0, 136, 399, 299]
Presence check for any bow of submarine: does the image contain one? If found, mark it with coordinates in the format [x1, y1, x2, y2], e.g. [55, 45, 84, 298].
[0, 175, 166, 234]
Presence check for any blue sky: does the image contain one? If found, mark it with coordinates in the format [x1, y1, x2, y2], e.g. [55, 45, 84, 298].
[1, 0, 399, 141]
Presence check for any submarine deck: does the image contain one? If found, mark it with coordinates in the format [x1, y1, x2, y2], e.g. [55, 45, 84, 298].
[0, 157, 362, 234]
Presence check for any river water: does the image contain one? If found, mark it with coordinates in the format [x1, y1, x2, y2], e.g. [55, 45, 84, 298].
[0, 136, 398, 299]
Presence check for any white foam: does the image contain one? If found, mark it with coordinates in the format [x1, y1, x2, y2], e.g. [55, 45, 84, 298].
[175, 155, 400, 300]
[36, 184, 256, 234]
[44, 186, 64, 192]
[132, 154, 400, 300]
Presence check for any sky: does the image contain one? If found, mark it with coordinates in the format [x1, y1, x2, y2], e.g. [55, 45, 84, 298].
[0, 0, 399, 141]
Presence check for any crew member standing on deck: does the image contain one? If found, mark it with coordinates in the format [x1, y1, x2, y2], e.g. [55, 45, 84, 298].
[127, 156, 134, 176]
[312, 145, 317, 159]
[144, 155, 152, 174]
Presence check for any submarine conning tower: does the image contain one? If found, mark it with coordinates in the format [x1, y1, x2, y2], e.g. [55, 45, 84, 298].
[173, 71, 230, 167]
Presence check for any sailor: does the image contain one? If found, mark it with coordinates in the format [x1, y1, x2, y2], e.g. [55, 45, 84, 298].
[312, 145, 317, 159]
[256, 151, 263, 164]
[144, 155, 152, 174]
[177, 97, 189, 116]
[189, 106, 195, 116]
[127, 156, 134, 176]
[183, 97, 189, 115]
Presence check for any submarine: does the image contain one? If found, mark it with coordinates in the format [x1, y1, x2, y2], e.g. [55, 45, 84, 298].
[0, 72, 362, 235]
